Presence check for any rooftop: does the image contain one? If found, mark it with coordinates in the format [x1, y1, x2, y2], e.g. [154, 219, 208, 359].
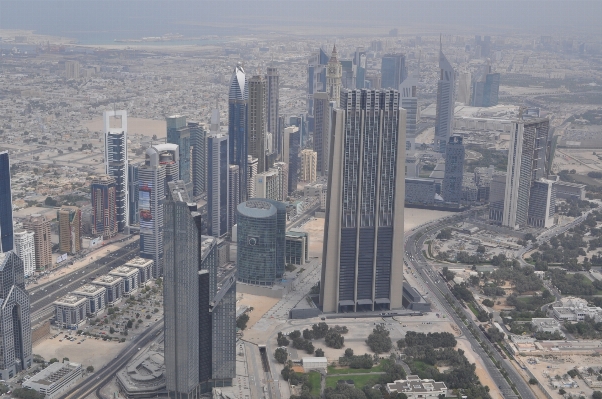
[26, 362, 81, 387]
[93, 274, 123, 285]
[72, 284, 105, 295]
[110, 266, 138, 275]
[55, 294, 86, 306]
[125, 257, 154, 267]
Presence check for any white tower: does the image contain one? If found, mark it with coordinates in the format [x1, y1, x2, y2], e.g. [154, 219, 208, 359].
[104, 110, 129, 233]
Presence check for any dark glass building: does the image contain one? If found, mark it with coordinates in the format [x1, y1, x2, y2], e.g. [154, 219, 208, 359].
[442, 135, 465, 203]
[207, 135, 229, 237]
[381, 53, 407, 90]
[127, 162, 140, 226]
[0, 151, 13, 252]
[228, 63, 248, 202]
[167, 115, 192, 194]
[189, 121, 207, 197]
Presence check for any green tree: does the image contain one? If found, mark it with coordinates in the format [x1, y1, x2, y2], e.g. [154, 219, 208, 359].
[87, 365, 95, 372]
[366, 325, 392, 354]
[482, 299, 495, 307]
[275, 348, 288, 364]
[277, 332, 290, 346]
[345, 348, 354, 358]
[49, 358, 59, 364]
[236, 313, 250, 330]
[592, 391, 602, 399]
[325, 329, 345, 349]
[528, 378, 538, 385]
[315, 348, 325, 357]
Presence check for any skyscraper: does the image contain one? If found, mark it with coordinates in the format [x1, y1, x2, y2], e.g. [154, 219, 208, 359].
[503, 118, 552, 229]
[442, 135, 465, 203]
[283, 126, 300, 194]
[228, 165, 240, 234]
[22, 214, 52, 272]
[353, 47, 367, 89]
[400, 77, 419, 137]
[273, 162, 289, 201]
[167, 115, 192, 193]
[248, 75, 267, 174]
[381, 53, 407, 90]
[434, 41, 455, 153]
[210, 272, 236, 387]
[321, 89, 406, 313]
[190, 121, 207, 197]
[326, 45, 342, 107]
[228, 63, 248, 203]
[207, 135, 229, 238]
[91, 175, 118, 239]
[300, 150, 317, 183]
[313, 93, 331, 176]
[127, 162, 140, 226]
[0, 151, 13, 252]
[57, 206, 82, 255]
[138, 148, 167, 278]
[471, 65, 500, 107]
[13, 230, 35, 278]
[457, 72, 472, 105]
[0, 251, 33, 380]
[103, 110, 128, 232]
[266, 67, 280, 156]
[307, 47, 329, 132]
[247, 156, 258, 199]
[254, 169, 280, 201]
[155, 144, 180, 191]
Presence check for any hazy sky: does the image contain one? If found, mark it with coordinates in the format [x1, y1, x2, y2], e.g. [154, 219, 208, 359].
[0, 1, 600, 39]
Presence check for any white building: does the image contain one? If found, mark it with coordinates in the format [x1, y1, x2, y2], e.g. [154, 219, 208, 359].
[386, 376, 448, 399]
[109, 266, 139, 295]
[552, 302, 602, 322]
[301, 357, 327, 372]
[24, 362, 83, 399]
[255, 169, 280, 201]
[531, 318, 563, 335]
[71, 284, 106, 316]
[13, 229, 35, 277]
[91, 275, 124, 306]
[54, 295, 87, 329]
[124, 257, 154, 285]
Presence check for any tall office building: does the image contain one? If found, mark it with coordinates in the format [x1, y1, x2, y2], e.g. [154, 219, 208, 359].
[254, 169, 280, 201]
[248, 75, 267, 174]
[340, 60, 356, 90]
[210, 273, 236, 386]
[400, 77, 419, 137]
[228, 63, 249, 202]
[0, 151, 13, 252]
[381, 53, 407, 90]
[457, 72, 472, 105]
[228, 165, 240, 234]
[307, 47, 329, 132]
[167, 115, 192, 194]
[441, 135, 465, 203]
[503, 118, 552, 229]
[527, 179, 556, 228]
[273, 162, 289, 201]
[103, 110, 128, 232]
[471, 65, 500, 107]
[207, 135, 230, 238]
[321, 89, 406, 313]
[57, 206, 82, 255]
[91, 175, 118, 239]
[236, 199, 286, 286]
[266, 67, 280, 155]
[434, 42, 455, 153]
[22, 214, 52, 272]
[0, 251, 33, 380]
[247, 156, 258, 199]
[283, 127, 300, 194]
[190, 121, 207, 197]
[155, 144, 180, 191]
[138, 147, 167, 278]
[353, 47, 367, 89]
[13, 230, 35, 278]
[313, 93, 331, 176]
[128, 162, 140, 226]
[326, 45, 342, 107]
[300, 149, 317, 183]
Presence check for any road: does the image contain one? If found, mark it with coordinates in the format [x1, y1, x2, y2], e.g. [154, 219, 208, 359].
[405, 216, 535, 399]
[58, 319, 164, 399]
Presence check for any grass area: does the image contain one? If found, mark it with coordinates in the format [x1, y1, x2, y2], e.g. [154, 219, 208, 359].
[325, 374, 380, 389]
[327, 362, 384, 375]
[467, 302, 479, 317]
[308, 371, 321, 396]
[409, 360, 433, 374]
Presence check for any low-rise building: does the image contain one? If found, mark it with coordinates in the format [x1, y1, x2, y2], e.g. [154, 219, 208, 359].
[302, 357, 327, 372]
[23, 362, 83, 399]
[531, 318, 563, 335]
[109, 266, 139, 295]
[124, 257, 154, 285]
[554, 180, 586, 201]
[285, 231, 309, 266]
[386, 375, 448, 398]
[552, 304, 602, 322]
[71, 284, 106, 316]
[54, 295, 87, 329]
[91, 275, 124, 306]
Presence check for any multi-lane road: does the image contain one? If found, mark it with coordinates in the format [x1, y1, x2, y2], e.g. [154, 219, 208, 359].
[405, 217, 536, 399]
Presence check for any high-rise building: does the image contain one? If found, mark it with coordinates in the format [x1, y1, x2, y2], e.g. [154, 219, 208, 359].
[266, 67, 280, 156]
[91, 175, 117, 239]
[254, 169, 280, 201]
[489, 173, 506, 223]
[0, 151, 13, 252]
[154, 144, 180, 191]
[22, 214, 52, 272]
[300, 149, 317, 183]
[167, 115, 192, 194]
[228, 165, 240, 234]
[321, 89, 406, 313]
[326, 45, 342, 107]
[283, 127, 300, 194]
[65, 60, 80, 79]
[381, 53, 407, 90]
[138, 148, 167, 278]
[307, 47, 329, 131]
[236, 199, 286, 286]
[103, 110, 128, 232]
[127, 162, 140, 226]
[0, 251, 33, 380]
[434, 42, 455, 153]
[190, 121, 207, 197]
[207, 135, 230, 238]
[210, 272, 236, 387]
[248, 75, 267, 174]
[247, 156, 258, 199]
[57, 206, 82, 255]
[400, 77, 419, 137]
[527, 179, 556, 228]
[457, 72, 472, 105]
[340, 60, 356, 90]
[503, 118, 552, 229]
[228, 63, 249, 203]
[13, 230, 35, 278]
[273, 162, 289, 201]
[471, 66, 500, 107]
[313, 93, 331, 176]
[353, 47, 367, 89]
[442, 136, 465, 203]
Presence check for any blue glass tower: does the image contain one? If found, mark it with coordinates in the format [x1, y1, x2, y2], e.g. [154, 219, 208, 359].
[228, 63, 248, 203]
[166, 115, 191, 194]
[0, 151, 14, 252]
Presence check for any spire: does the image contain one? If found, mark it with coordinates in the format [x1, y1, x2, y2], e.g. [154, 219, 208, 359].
[329, 44, 338, 63]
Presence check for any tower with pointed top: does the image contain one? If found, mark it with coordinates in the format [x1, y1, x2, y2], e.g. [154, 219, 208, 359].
[228, 63, 249, 202]
[326, 45, 342, 107]
[434, 38, 455, 154]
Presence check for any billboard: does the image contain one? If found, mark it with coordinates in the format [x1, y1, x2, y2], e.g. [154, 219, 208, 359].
[139, 182, 152, 223]
[56, 253, 68, 264]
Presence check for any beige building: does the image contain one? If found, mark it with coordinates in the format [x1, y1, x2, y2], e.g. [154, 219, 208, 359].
[248, 75, 267, 173]
[57, 206, 82, 255]
[300, 149, 317, 183]
[22, 214, 52, 271]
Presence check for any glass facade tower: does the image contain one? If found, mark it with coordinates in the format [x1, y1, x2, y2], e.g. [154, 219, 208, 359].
[228, 63, 248, 203]
[0, 151, 13, 252]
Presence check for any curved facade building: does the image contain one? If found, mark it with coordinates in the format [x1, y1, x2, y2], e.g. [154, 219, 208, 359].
[236, 199, 286, 286]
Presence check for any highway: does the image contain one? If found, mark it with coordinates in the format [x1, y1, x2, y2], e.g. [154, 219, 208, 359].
[405, 216, 535, 399]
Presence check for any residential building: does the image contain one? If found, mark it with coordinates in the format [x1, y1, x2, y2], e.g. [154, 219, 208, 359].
[321, 89, 406, 313]
[326, 45, 342, 107]
[13, 230, 35, 277]
[0, 151, 13, 252]
[307, 47, 329, 128]
[109, 266, 139, 296]
[266, 66, 280, 155]
[254, 169, 280, 201]
[381, 53, 407, 90]
[273, 162, 289, 201]
[434, 42, 455, 153]
[283, 126, 300, 194]
[237, 199, 286, 286]
[442, 135, 465, 203]
[167, 115, 192, 195]
[247, 156, 258, 199]
[248, 75, 267, 173]
[124, 257, 153, 285]
[91, 275, 124, 306]
[54, 294, 87, 329]
[228, 165, 240, 233]
[207, 134, 229, 237]
[190, 121, 207, 197]
[313, 93, 331, 176]
[22, 214, 52, 271]
[300, 149, 317, 183]
[65, 61, 80, 79]
[228, 63, 249, 202]
[400, 77, 419, 137]
[127, 162, 140, 226]
[0, 251, 33, 380]
[386, 376, 448, 398]
[72, 284, 106, 316]
[285, 231, 309, 266]
[57, 206, 82, 255]
[23, 362, 82, 399]
[91, 175, 117, 239]
[103, 110, 128, 232]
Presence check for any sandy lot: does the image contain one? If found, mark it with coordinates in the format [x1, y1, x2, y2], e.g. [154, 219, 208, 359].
[238, 293, 280, 330]
[34, 334, 124, 370]
[295, 218, 324, 258]
[81, 117, 167, 138]
[404, 208, 454, 231]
